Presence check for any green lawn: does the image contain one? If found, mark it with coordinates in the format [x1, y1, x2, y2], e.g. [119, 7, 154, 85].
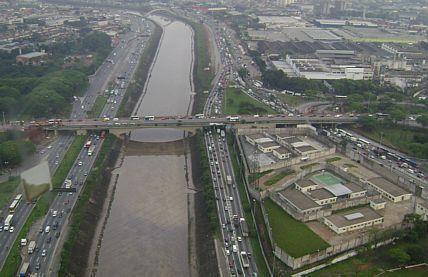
[325, 157, 341, 163]
[276, 93, 305, 107]
[264, 199, 329, 257]
[264, 169, 295, 186]
[0, 177, 20, 210]
[87, 95, 107, 118]
[224, 87, 276, 115]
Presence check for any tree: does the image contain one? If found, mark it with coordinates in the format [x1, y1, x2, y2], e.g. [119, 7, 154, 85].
[358, 116, 378, 131]
[388, 247, 411, 265]
[406, 245, 424, 263]
[416, 114, 428, 127]
[238, 67, 249, 79]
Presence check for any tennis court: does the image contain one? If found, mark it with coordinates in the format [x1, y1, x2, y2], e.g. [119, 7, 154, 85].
[312, 171, 344, 186]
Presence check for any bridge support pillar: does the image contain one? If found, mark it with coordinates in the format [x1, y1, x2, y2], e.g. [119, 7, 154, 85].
[76, 129, 87, 136]
[54, 129, 58, 137]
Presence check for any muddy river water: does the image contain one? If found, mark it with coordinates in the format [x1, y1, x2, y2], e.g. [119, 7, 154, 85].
[96, 16, 194, 276]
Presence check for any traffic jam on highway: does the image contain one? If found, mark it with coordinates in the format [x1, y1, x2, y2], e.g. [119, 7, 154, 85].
[205, 128, 257, 276]
[0, 13, 153, 276]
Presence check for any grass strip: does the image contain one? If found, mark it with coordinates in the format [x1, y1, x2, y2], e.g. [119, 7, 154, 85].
[59, 134, 117, 276]
[87, 95, 107, 118]
[300, 162, 320, 170]
[0, 176, 21, 210]
[264, 169, 295, 186]
[264, 198, 329, 257]
[0, 135, 85, 276]
[227, 132, 270, 276]
[326, 157, 342, 163]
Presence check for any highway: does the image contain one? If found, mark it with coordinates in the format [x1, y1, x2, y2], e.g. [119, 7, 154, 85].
[201, 17, 259, 276]
[0, 12, 153, 275]
[25, 15, 154, 276]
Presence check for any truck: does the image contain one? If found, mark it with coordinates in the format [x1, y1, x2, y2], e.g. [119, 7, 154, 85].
[240, 251, 250, 268]
[4, 214, 13, 231]
[226, 175, 233, 186]
[88, 145, 96, 156]
[19, 262, 30, 277]
[240, 218, 249, 237]
[28, 241, 36, 254]
[85, 140, 92, 148]
[65, 179, 72, 189]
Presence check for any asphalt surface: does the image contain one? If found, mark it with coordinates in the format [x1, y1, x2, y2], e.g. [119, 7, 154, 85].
[0, 12, 153, 275]
[25, 15, 153, 276]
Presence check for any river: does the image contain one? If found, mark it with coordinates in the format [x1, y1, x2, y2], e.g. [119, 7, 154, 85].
[96, 16, 194, 277]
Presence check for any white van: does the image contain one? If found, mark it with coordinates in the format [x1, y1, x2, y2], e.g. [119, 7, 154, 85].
[45, 226, 50, 233]
[232, 244, 238, 253]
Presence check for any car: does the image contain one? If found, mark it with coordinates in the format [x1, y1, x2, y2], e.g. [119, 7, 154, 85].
[237, 236, 242, 242]
[55, 232, 60, 238]
[47, 237, 52, 243]
[222, 224, 226, 229]
[0, 225, 2, 232]
[9, 226, 14, 233]
[225, 249, 230, 256]
[35, 263, 40, 270]
[42, 249, 47, 257]
[78, 161, 83, 166]
[52, 210, 57, 217]
[39, 227, 43, 233]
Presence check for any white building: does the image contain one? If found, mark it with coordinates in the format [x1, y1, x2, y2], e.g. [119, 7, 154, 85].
[324, 207, 384, 234]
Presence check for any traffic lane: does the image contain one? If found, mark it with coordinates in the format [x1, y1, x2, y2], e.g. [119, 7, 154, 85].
[211, 134, 245, 275]
[205, 133, 239, 273]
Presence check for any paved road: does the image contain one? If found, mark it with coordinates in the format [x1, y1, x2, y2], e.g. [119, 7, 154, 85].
[0, 12, 152, 275]
[25, 16, 153, 276]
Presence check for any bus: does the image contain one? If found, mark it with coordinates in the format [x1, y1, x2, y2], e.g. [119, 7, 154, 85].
[144, 115, 155, 121]
[195, 113, 205, 119]
[9, 194, 22, 213]
[130, 115, 140, 120]
[227, 116, 240, 122]
[357, 138, 371, 147]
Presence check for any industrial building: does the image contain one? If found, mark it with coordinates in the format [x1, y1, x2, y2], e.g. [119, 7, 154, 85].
[16, 51, 47, 65]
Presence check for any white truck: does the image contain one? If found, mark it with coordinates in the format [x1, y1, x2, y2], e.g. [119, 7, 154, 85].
[28, 241, 36, 254]
[226, 175, 233, 186]
[88, 145, 96, 156]
[240, 251, 250, 268]
[65, 179, 72, 189]
[4, 214, 13, 231]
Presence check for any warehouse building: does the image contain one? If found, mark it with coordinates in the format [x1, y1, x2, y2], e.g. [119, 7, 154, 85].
[323, 207, 384, 234]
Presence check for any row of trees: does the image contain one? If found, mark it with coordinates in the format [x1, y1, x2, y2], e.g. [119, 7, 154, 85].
[261, 69, 326, 94]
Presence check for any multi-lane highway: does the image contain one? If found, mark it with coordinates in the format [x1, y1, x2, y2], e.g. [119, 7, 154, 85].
[24, 15, 154, 276]
[0, 12, 154, 275]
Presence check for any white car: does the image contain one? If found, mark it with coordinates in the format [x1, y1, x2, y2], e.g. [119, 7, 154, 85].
[78, 161, 83, 166]
[9, 226, 14, 233]
[42, 249, 47, 257]
[52, 210, 57, 217]
[225, 249, 230, 256]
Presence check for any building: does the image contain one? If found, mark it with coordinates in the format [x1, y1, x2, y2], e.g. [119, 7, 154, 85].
[278, 187, 322, 215]
[273, 147, 291, 160]
[370, 198, 386, 210]
[366, 177, 412, 203]
[245, 133, 272, 146]
[308, 188, 337, 205]
[323, 207, 384, 234]
[258, 141, 281, 153]
[416, 202, 428, 221]
[16, 51, 47, 65]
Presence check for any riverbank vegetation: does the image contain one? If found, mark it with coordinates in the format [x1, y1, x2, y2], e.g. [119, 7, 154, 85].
[117, 21, 162, 117]
[59, 134, 121, 276]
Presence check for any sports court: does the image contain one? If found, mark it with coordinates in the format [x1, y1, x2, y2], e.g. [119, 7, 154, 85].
[312, 171, 344, 186]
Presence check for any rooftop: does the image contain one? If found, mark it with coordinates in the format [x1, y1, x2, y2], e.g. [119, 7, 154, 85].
[17, 51, 47, 59]
[258, 141, 280, 149]
[295, 179, 317, 188]
[368, 177, 411, 197]
[278, 187, 320, 211]
[342, 182, 366, 194]
[246, 133, 269, 140]
[309, 188, 336, 201]
[325, 207, 383, 228]
[273, 147, 291, 155]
